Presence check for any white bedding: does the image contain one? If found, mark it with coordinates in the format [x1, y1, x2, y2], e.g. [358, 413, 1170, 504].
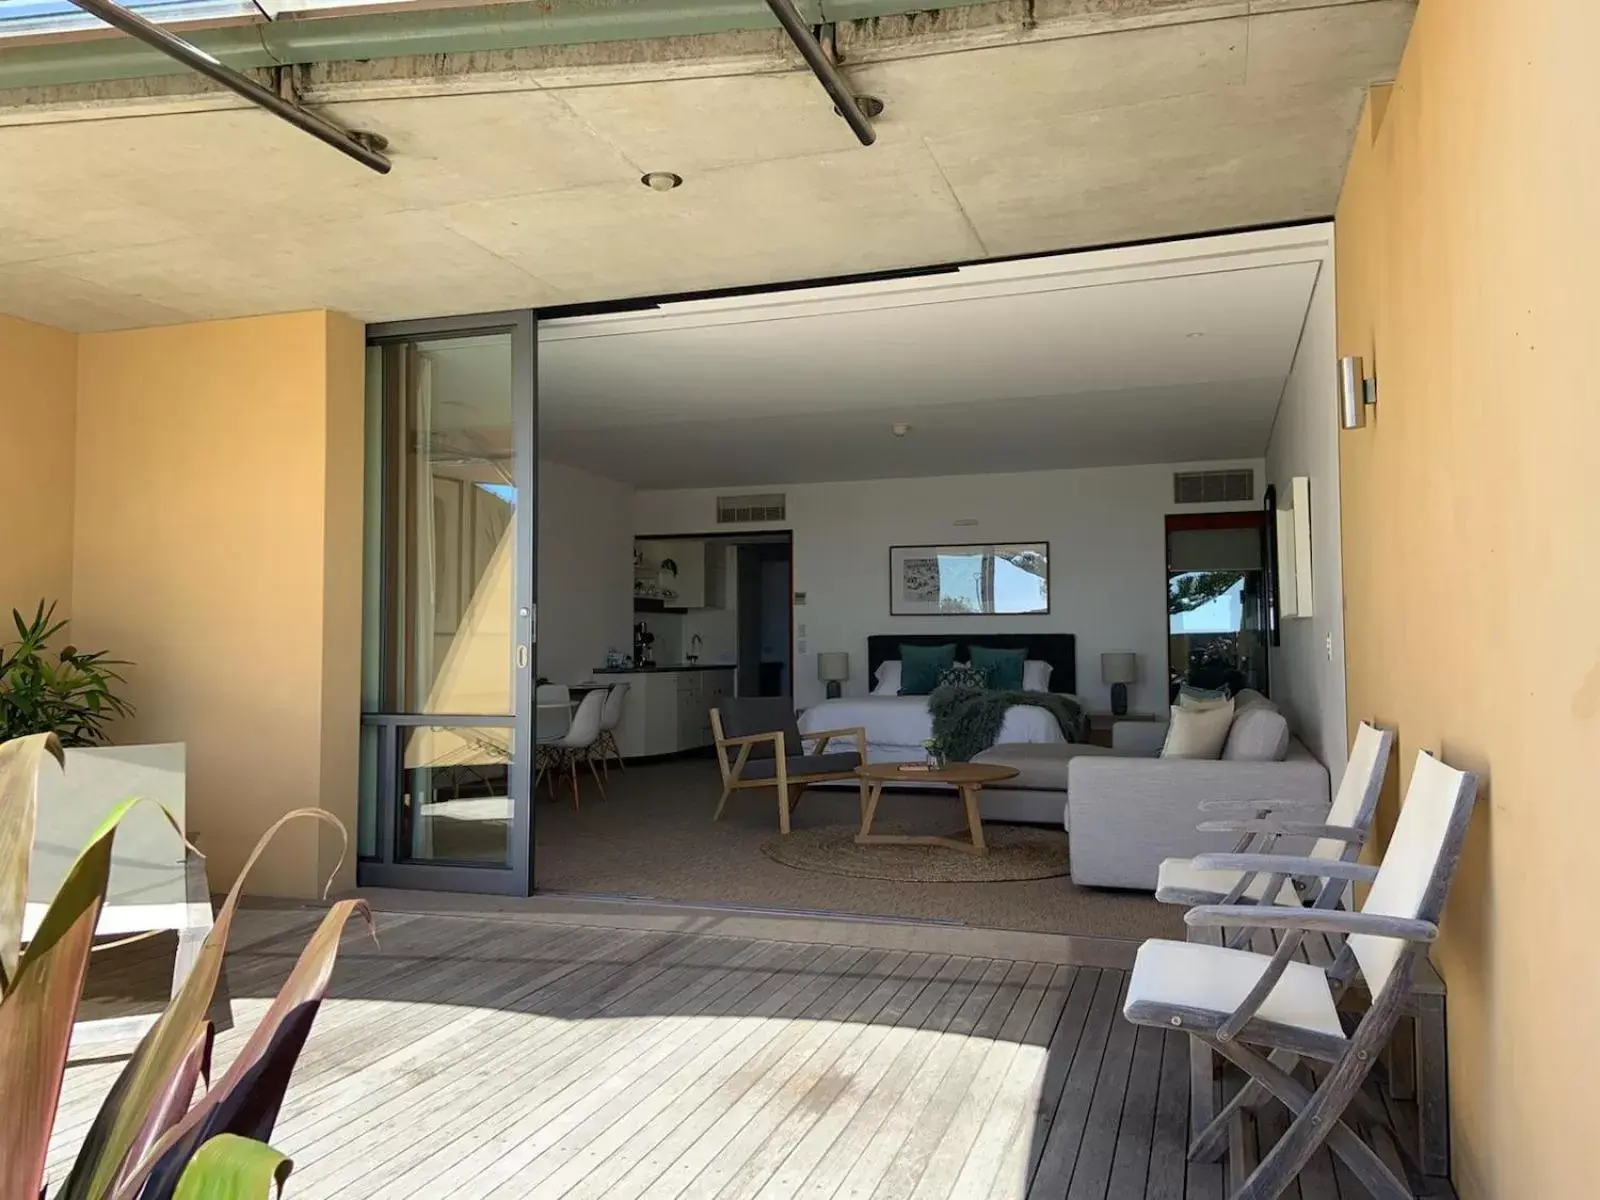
[799, 694, 1072, 762]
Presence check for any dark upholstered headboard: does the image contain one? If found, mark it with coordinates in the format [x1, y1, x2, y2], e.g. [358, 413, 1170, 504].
[866, 633, 1077, 695]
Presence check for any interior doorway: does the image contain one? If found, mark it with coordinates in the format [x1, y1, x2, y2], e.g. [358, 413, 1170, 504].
[734, 539, 793, 698]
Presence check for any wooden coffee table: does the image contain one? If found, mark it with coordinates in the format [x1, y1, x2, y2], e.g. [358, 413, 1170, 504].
[854, 761, 1021, 856]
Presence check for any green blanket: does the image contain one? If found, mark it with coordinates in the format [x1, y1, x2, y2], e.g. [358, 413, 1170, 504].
[927, 685, 1087, 762]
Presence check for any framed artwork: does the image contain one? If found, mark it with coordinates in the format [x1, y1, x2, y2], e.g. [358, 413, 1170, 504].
[888, 542, 1050, 616]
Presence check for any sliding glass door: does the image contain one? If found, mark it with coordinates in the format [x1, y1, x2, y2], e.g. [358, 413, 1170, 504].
[359, 312, 537, 894]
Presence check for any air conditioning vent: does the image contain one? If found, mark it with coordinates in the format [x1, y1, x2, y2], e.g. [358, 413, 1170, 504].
[1173, 470, 1254, 505]
[716, 492, 786, 523]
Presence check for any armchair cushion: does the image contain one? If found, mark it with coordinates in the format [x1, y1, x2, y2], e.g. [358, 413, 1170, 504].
[717, 697, 801, 759]
[740, 751, 862, 781]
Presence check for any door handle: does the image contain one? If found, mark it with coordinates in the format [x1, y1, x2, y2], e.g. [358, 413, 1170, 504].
[517, 644, 529, 670]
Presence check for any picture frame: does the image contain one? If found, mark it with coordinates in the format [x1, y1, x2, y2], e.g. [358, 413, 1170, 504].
[888, 542, 1050, 616]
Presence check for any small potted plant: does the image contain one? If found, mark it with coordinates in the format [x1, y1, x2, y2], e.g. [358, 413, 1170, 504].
[922, 737, 949, 770]
[0, 600, 134, 746]
[1, 600, 185, 844]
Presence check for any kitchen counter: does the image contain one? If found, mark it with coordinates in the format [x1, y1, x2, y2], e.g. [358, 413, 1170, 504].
[593, 663, 737, 673]
[595, 665, 737, 758]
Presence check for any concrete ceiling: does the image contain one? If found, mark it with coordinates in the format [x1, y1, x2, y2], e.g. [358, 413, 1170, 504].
[0, 0, 1410, 332]
[422, 230, 1327, 487]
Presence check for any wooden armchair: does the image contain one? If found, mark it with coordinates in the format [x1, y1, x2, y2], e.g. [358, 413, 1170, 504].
[710, 697, 867, 834]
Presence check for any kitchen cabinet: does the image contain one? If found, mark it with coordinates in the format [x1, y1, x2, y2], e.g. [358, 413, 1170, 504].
[635, 539, 723, 609]
[597, 667, 736, 758]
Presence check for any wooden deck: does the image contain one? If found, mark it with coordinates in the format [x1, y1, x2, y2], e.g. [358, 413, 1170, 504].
[49, 902, 1449, 1199]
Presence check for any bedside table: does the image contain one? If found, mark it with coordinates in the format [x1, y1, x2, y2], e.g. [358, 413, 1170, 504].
[1085, 711, 1161, 748]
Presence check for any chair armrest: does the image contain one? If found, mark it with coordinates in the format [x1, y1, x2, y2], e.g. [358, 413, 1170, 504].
[1194, 819, 1367, 844]
[807, 726, 867, 757]
[719, 731, 784, 748]
[803, 727, 866, 743]
[1196, 798, 1327, 816]
[1185, 904, 1439, 943]
[1189, 853, 1378, 882]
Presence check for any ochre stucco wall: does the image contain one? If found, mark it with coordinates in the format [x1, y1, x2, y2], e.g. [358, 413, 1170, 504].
[71, 311, 366, 899]
[0, 315, 77, 615]
[1335, 4, 1600, 1195]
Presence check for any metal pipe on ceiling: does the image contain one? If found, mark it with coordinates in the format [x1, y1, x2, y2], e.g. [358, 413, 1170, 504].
[763, 0, 876, 146]
[65, 0, 392, 174]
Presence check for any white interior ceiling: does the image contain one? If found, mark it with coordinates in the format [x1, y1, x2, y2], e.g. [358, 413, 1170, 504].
[0, 0, 1410, 331]
[425, 229, 1327, 488]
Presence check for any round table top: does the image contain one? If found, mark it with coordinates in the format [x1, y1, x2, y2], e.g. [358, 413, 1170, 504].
[855, 761, 1020, 785]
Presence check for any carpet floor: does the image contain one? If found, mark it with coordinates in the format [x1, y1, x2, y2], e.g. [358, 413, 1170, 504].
[531, 756, 1183, 940]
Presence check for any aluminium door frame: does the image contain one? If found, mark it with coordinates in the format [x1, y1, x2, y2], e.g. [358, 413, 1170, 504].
[358, 309, 538, 896]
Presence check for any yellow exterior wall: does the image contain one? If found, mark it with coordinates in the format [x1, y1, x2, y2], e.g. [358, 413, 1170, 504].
[1335, 3, 1600, 1196]
[71, 311, 366, 899]
[0, 315, 77, 615]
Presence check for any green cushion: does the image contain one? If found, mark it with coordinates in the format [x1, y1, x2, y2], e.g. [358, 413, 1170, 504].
[970, 645, 1026, 691]
[898, 643, 956, 694]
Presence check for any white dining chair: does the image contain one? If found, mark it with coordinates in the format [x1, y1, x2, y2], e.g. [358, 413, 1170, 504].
[542, 689, 607, 810]
[594, 682, 629, 776]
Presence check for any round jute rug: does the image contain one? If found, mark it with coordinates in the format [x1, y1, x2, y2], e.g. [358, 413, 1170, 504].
[760, 823, 1072, 883]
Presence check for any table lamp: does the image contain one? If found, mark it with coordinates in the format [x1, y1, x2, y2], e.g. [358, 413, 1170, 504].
[1101, 651, 1138, 716]
[817, 651, 849, 699]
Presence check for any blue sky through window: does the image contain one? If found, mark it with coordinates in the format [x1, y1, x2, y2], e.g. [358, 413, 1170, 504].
[935, 552, 1046, 614]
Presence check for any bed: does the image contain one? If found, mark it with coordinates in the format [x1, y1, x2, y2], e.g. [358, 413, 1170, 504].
[799, 633, 1079, 764]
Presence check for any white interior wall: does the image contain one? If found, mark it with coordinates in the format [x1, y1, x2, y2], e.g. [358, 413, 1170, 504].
[635, 459, 1263, 711]
[1264, 243, 1348, 772]
[536, 459, 635, 681]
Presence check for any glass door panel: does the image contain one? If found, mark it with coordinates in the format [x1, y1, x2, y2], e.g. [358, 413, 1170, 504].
[359, 314, 536, 894]
[1165, 514, 1269, 700]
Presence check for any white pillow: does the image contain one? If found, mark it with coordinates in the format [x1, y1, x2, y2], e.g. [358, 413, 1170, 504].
[871, 660, 903, 695]
[1160, 699, 1235, 760]
[1021, 660, 1053, 693]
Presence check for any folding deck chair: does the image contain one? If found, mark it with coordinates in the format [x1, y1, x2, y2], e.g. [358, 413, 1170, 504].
[1124, 750, 1479, 1199]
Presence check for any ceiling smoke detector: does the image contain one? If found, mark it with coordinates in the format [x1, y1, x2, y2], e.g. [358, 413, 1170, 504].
[891, 423, 912, 437]
[641, 171, 684, 191]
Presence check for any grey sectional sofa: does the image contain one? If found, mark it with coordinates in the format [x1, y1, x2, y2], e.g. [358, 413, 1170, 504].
[972, 690, 1330, 890]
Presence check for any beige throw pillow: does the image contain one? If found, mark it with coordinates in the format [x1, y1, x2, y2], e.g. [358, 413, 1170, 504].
[1160, 698, 1235, 760]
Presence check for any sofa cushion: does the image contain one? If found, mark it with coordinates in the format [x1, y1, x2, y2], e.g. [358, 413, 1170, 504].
[1221, 703, 1291, 762]
[1160, 700, 1234, 760]
[970, 741, 1118, 791]
[1177, 683, 1231, 708]
[1232, 688, 1278, 714]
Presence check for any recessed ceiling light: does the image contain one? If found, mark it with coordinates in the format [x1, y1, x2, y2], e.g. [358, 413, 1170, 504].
[1185, 331, 1206, 339]
[891, 423, 912, 437]
[641, 171, 684, 191]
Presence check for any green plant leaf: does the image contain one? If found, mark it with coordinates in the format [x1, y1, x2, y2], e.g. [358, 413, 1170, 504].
[113, 898, 372, 1200]
[0, 793, 177, 1200]
[0, 732, 65, 993]
[64, 809, 357, 1200]
[170, 1135, 291, 1200]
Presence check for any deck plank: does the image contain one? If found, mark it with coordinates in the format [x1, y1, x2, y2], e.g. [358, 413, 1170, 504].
[42, 905, 1447, 1200]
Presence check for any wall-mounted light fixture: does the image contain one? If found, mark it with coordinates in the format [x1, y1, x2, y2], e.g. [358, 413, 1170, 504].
[1338, 355, 1379, 430]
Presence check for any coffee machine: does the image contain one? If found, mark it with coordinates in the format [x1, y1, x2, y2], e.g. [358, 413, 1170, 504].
[633, 621, 655, 668]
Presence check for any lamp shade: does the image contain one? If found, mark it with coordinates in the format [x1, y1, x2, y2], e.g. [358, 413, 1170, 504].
[817, 651, 850, 683]
[1100, 652, 1138, 685]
